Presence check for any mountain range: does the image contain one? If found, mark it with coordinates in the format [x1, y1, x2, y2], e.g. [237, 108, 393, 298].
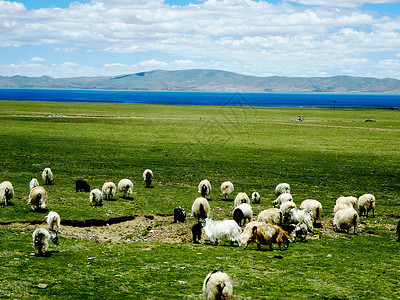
[1, 69, 399, 94]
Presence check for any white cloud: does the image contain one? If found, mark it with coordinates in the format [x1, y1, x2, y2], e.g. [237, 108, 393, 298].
[30, 57, 46, 62]
[288, 0, 399, 8]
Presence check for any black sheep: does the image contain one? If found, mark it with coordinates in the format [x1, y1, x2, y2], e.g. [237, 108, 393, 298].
[75, 180, 90, 192]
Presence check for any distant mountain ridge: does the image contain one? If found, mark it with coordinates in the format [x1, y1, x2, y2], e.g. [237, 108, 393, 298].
[1, 69, 399, 94]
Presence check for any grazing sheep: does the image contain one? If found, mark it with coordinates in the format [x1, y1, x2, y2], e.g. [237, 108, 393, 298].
[173, 206, 186, 223]
[292, 223, 308, 243]
[280, 201, 297, 213]
[275, 183, 290, 197]
[234, 192, 250, 207]
[357, 194, 375, 218]
[272, 193, 293, 208]
[32, 228, 59, 256]
[75, 180, 90, 192]
[241, 221, 290, 251]
[90, 189, 103, 206]
[143, 169, 153, 188]
[203, 218, 242, 246]
[198, 179, 212, 198]
[233, 203, 253, 227]
[118, 179, 133, 198]
[42, 168, 54, 185]
[29, 178, 39, 191]
[192, 222, 203, 244]
[284, 207, 314, 233]
[28, 186, 48, 210]
[0, 181, 14, 206]
[336, 196, 357, 207]
[251, 192, 261, 204]
[102, 182, 116, 200]
[221, 181, 234, 200]
[192, 197, 210, 222]
[203, 270, 233, 300]
[300, 199, 322, 225]
[333, 207, 359, 234]
[396, 220, 400, 242]
[45, 211, 61, 233]
[333, 202, 353, 215]
[257, 208, 283, 225]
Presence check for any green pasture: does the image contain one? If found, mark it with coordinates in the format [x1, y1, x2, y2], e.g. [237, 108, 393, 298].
[0, 100, 399, 299]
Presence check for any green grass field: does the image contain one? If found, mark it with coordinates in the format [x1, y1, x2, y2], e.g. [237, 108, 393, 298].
[1, 100, 400, 299]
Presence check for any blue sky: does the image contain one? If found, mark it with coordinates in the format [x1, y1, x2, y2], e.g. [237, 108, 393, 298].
[1, 0, 400, 79]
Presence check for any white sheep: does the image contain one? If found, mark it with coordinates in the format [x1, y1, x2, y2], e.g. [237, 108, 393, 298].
[45, 211, 61, 232]
[300, 199, 322, 225]
[280, 201, 297, 213]
[357, 194, 375, 218]
[284, 207, 314, 233]
[333, 207, 359, 234]
[240, 221, 290, 250]
[118, 179, 133, 198]
[336, 196, 357, 207]
[42, 167, 54, 185]
[90, 189, 103, 206]
[32, 227, 59, 256]
[203, 218, 242, 246]
[28, 186, 47, 210]
[234, 192, 250, 207]
[257, 208, 282, 225]
[272, 193, 293, 208]
[233, 203, 253, 226]
[221, 181, 234, 200]
[203, 270, 233, 300]
[29, 178, 39, 191]
[198, 179, 212, 198]
[102, 182, 116, 200]
[192, 197, 210, 222]
[275, 183, 290, 196]
[251, 191, 261, 204]
[143, 169, 153, 188]
[333, 202, 353, 215]
[0, 181, 14, 206]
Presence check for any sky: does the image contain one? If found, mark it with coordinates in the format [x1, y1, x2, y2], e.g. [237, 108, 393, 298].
[1, 0, 400, 79]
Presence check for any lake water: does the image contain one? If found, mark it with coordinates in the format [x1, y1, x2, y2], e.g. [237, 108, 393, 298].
[0, 89, 399, 108]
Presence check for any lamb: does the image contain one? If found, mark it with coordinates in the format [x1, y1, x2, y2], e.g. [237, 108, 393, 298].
[272, 193, 293, 208]
[28, 186, 48, 210]
[173, 206, 186, 223]
[357, 194, 375, 218]
[198, 179, 211, 198]
[102, 182, 116, 200]
[257, 208, 282, 225]
[203, 218, 242, 246]
[292, 223, 308, 243]
[220, 181, 234, 200]
[251, 191, 261, 204]
[234, 192, 250, 207]
[284, 207, 314, 233]
[233, 203, 253, 226]
[241, 221, 290, 250]
[203, 270, 233, 300]
[280, 201, 296, 213]
[32, 227, 59, 256]
[192, 222, 203, 244]
[29, 178, 39, 191]
[90, 189, 103, 206]
[192, 197, 210, 222]
[75, 180, 90, 192]
[42, 167, 54, 185]
[45, 211, 61, 233]
[143, 169, 153, 188]
[118, 179, 133, 198]
[0, 181, 14, 206]
[300, 199, 323, 225]
[336, 196, 357, 207]
[275, 183, 290, 196]
[333, 207, 359, 234]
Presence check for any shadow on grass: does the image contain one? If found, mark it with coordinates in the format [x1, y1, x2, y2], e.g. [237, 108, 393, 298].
[1, 202, 15, 207]
[25, 208, 49, 214]
[35, 250, 60, 258]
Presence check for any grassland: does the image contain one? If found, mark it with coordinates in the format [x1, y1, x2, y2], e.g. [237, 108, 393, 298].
[0, 100, 400, 299]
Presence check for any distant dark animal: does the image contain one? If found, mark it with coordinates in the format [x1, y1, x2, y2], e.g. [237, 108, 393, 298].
[75, 180, 90, 192]
[173, 206, 186, 223]
[143, 169, 153, 188]
[397, 220, 400, 242]
[192, 222, 203, 244]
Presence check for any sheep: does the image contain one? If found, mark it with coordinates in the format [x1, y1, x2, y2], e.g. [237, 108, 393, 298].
[333, 202, 353, 215]
[42, 167, 54, 185]
[32, 227, 59, 256]
[192, 222, 203, 244]
[333, 207, 359, 234]
[102, 181, 116, 200]
[173, 206, 186, 223]
[192, 197, 210, 222]
[198, 179, 211, 198]
[275, 183, 290, 196]
[336, 196, 357, 207]
[143, 169, 153, 188]
[28, 186, 47, 210]
[251, 191, 261, 204]
[234, 192, 250, 207]
[357, 194, 375, 218]
[203, 270, 233, 300]
[241, 221, 290, 251]
[292, 223, 308, 243]
[300, 199, 323, 225]
[118, 179, 133, 198]
[45, 211, 61, 233]
[280, 201, 297, 213]
[257, 208, 283, 225]
[90, 189, 103, 206]
[0, 181, 14, 206]
[284, 207, 314, 233]
[220, 181, 234, 200]
[29, 178, 39, 191]
[272, 193, 293, 208]
[75, 180, 90, 192]
[233, 203, 253, 227]
[396, 220, 400, 242]
[203, 218, 242, 246]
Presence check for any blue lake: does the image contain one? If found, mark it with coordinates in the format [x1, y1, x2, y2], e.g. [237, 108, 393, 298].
[0, 89, 399, 108]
